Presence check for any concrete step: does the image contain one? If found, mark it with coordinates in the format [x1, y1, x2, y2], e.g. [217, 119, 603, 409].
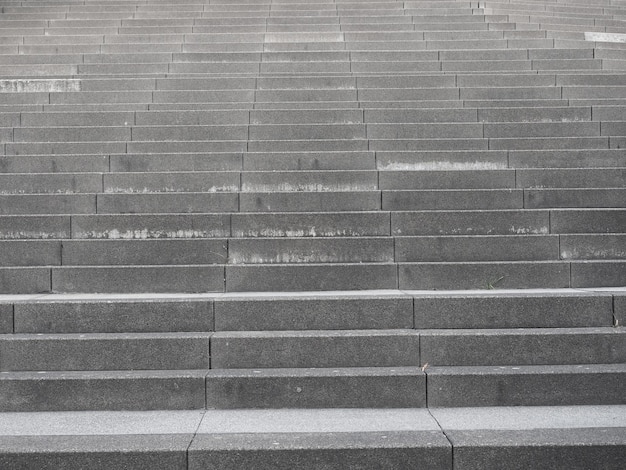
[205, 367, 425, 409]
[551, 209, 626, 234]
[228, 237, 393, 264]
[62, 239, 228, 266]
[0, 173, 103, 194]
[2, 289, 618, 334]
[12, 297, 213, 334]
[110, 152, 243, 172]
[427, 363, 626, 407]
[421, 328, 626, 366]
[383, 189, 523, 210]
[509, 149, 626, 168]
[243, 151, 375, 170]
[0, 407, 623, 469]
[0, 333, 211, 371]
[395, 235, 559, 262]
[518, 169, 626, 188]
[391, 209, 550, 236]
[0, 155, 110, 174]
[103, 172, 241, 193]
[241, 170, 377, 192]
[399, 261, 570, 290]
[379, 170, 515, 189]
[211, 330, 419, 369]
[0, 370, 208, 412]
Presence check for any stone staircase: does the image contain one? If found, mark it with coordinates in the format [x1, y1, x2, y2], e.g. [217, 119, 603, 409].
[0, 0, 625, 468]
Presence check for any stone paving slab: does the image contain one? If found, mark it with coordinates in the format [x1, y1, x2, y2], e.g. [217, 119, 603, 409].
[211, 330, 419, 369]
[420, 327, 626, 366]
[0, 369, 208, 411]
[0, 332, 211, 371]
[447, 428, 626, 470]
[0, 435, 190, 470]
[205, 367, 425, 409]
[427, 363, 626, 407]
[14, 298, 213, 333]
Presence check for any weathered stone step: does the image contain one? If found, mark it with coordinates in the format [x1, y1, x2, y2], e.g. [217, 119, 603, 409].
[224, 263, 398, 291]
[399, 261, 570, 290]
[421, 327, 626, 366]
[0, 332, 211, 371]
[510, 149, 626, 168]
[0, 173, 102, 194]
[103, 172, 240, 193]
[518, 168, 626, 188]
[4, 289, 618, 334]
[64, 239, 228, 266]
[0, 262, 408, 293]
[239, 191, 380, 211]
[426, 363, 626, 407]
[383, 189, 523, 210]
[395, 235, 559, 262]
[380, 170, 515, 189]
[241, 170, 376, 191]
[229, 237, 393, 263]
[243, 151, 375, 170]
[525, 188, 626, 208]
[10, 297, 213, 334]
[413, 289, 618, 329]
[391, 209, 549, 235]
[0, 237, 397, 266]
[206, 367, 425, 409]
[70, 213, 231, 239]
[0, 369, 208, 411]
[0, 366, 424, 411]
[0, 194, 97, 215]
[212, 330, 419, 369]
[0, 407, 623, 470]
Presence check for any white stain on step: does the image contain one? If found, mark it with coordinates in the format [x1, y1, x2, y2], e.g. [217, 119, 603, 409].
[585, 32, 626, 43]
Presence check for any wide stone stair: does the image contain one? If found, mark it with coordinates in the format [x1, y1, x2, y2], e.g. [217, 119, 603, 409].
[0, 0, 625, 468]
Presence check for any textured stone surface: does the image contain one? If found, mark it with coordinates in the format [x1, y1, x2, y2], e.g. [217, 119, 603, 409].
[391, 210, 550, 236]
[96, 193, 238, 214]
[211, 330, 419, 369]
[14, 299, 213, 333]
[413, 292, 614, 329]
[196, 408, 441, 434]
[231, 212, 390, 238]
[51, 266, 225, 293]
[0, 268, 50, 294]
[0, 303, 12, 334]
[570, 261, 626, 288]
[0, 370, 208, 411]
[71, 214, 231, 239]
[427, 364, 626, 407]
[226, 264, 397, 291]
[0, 434, 190, 470]
[0, 333, 211, 371]
[0, 195, 96, 215]
[383, 190, 523, 210]
[61, 239, 228, 265]
[206, 367, 424, 409]
[0, 241, 61, 267]
[215, 294, 412, 331]
[420, 328, 626, 366]
[228, 238, 393, 264]
[189, 431, 450, 470]
[448, 428, 626, 470]
[399, 262, 570, 290]
[395, 235, 558, 262]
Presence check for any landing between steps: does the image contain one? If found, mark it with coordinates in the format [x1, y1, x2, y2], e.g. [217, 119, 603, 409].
[0, 407, 624, 469]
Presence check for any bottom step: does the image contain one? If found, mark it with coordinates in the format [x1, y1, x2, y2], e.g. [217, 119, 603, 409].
[0, 407, 624, 469]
